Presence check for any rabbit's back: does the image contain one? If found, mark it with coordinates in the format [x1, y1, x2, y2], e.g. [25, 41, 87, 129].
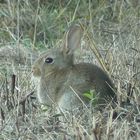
[64, 63, 116, 104]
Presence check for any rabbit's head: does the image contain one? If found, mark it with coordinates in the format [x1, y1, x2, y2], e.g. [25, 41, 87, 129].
[32, 24, 82, 77]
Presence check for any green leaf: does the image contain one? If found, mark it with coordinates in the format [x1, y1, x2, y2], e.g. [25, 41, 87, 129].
[83, 90, 99, 106]
[41, 105, 48, 112]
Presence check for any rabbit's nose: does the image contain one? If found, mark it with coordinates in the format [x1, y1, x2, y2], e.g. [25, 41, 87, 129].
[31, 67, 35, 73]
[31, 66, 35, 73]
[32, 67, 36, 74]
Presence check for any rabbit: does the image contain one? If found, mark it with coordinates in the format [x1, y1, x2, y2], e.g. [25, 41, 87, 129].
[32, 24, 117, 111]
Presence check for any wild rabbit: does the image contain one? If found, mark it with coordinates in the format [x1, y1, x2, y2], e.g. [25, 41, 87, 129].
[32, 24, 117, 111]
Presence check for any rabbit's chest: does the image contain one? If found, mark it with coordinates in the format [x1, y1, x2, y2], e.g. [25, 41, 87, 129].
[39, 73, 67, 102]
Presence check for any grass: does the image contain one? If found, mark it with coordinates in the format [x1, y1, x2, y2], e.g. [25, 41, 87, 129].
[0, 0, 140, 139]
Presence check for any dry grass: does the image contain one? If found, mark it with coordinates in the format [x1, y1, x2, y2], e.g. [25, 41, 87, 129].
[0, 0, 140, 139]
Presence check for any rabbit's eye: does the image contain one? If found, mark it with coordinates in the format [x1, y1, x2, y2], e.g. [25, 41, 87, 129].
[45, 57, 53, 64]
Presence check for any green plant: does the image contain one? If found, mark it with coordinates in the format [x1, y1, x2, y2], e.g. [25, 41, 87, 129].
[83, 90, 99, 106]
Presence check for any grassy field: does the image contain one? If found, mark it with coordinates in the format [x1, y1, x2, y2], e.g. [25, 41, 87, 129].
[0, 0, 140, 139]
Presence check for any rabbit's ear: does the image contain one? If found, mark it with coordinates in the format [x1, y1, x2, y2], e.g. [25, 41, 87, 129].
[63, 24, 82, 54]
